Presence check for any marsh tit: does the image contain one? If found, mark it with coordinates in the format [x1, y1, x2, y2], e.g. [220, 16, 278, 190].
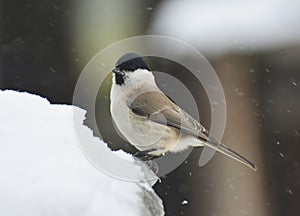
[110, 53, 256, 171]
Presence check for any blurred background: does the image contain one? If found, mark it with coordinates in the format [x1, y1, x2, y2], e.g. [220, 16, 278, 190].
[1, 0, 299, 215]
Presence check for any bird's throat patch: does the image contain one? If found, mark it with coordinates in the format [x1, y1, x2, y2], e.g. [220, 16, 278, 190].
[115, 73, 125, 85]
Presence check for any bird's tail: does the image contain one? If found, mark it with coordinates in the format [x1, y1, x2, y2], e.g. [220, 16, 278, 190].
[197, 138, 257, 171]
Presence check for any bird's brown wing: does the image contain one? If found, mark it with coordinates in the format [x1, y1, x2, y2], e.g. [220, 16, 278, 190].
[128, 91, 209, 141]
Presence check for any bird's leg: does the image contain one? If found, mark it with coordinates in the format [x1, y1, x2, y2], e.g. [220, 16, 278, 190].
[133, 150, 160, 174]
[134, 149, 156, 161]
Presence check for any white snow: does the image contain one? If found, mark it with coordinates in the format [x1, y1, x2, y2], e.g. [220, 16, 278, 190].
[181, 200, 188, 205]
[0, 90, 164, 216]
[151, 0, 300, 56]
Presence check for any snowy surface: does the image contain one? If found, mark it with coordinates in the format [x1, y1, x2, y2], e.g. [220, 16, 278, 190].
[151, 0, 300, 56]
[0, 90, 164, 216]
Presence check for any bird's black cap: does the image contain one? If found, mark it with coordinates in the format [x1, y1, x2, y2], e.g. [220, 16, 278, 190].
[115, 52, 150, 72]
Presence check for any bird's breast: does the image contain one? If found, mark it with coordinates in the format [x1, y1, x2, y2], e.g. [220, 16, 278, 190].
[111, 96, 182, 153]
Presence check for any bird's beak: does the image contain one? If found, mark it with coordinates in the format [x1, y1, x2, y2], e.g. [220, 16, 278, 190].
[112, 68, 121, 74]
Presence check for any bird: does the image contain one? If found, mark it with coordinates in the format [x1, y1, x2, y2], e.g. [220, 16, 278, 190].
[110, 52, 257, 171]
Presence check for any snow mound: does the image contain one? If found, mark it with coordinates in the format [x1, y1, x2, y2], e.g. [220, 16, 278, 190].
[0, 90, 164, 216]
